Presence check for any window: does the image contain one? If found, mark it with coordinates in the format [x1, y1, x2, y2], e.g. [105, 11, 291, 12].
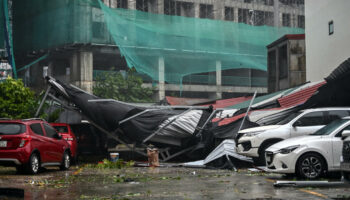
[30, 123, 44, 136]
[268, 50, 277, 92]
[238, 8, 249, 24]
[296, 111, 325, 126]
[0, 123, 26, 135]
[282, 13, 290, 27]
[326, 110, 350, 124]
[298, 15, 305, 29]
[136, 0, 148, 12]
[199, 4, 213, 19]
[117, 0, 128, 8]
[53, 126, 68, 133]
[43, 123, 58, 138]
[329, 21, 334, 35]
[244, 0, 252, 3]
[164, 0, 194, 17]
[278, 44, 288, 79]
[225, 7, 234, 21]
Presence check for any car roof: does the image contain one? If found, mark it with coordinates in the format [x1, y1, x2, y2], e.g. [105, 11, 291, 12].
[300, 107, 350, 113]
[0, 118, 46, 124]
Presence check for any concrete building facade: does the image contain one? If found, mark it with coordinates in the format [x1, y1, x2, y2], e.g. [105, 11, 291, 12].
[13, 0, 304, 100]
[305, 0, 350, 82]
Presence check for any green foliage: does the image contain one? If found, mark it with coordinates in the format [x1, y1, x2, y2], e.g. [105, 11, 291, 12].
[93, 68, 154, 103]
[0, 77, 37, 119]
[86, 159, 135, 169]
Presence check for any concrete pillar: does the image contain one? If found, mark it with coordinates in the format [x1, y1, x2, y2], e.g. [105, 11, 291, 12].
[70, 51, 93, 93]
[234, 7, 239, 22]
[128, 0, 136, 9]
[158, 57, 165, 101]
[213, 1, 224, 20]
[157, 0, 164, 14]
[110, 0, 118, 8]
[194, 3, 200, 18]
[216, 61, 222, 99]
[273, 0, 280, 27]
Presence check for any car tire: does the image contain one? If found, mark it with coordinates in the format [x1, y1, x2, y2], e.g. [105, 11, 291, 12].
[297, 153, 326, 179]
[60, 151, 70, 170]
[26, 153, 40, 174]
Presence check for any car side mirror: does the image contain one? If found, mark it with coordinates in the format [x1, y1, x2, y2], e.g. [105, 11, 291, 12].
[342, 130, 350, 138]
[293, 120, 302, 127]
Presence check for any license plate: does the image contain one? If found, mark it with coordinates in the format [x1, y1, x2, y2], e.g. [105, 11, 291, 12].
[0, 140, 7, 147]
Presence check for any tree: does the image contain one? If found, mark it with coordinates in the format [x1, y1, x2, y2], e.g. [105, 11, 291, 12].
[0, 77, 37, 119]
[93, 68, 154, 103]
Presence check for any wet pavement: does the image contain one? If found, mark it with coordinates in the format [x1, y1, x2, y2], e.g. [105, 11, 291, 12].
[0, 164, 350, 200]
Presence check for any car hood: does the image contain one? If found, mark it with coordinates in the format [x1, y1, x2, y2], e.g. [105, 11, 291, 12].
[267, 135, 322, 152]
[238, 125, 281, 134]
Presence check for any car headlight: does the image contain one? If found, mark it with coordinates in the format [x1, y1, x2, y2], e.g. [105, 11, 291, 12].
[278, 145, 300, 154]
[244, 131, 265, 137]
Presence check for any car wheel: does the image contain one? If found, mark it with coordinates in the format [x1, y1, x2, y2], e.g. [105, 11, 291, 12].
[27, 153, 40, 174]
[60, 152, 70, 170]
[297, 153, 326, 179]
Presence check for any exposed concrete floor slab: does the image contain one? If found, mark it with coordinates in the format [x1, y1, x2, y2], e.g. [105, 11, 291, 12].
[0, 166, 349, 200]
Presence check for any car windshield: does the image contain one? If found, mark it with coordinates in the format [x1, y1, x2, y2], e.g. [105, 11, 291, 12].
[311, 119, 349, 136]
[53, 126, 68, 133]
[0, 123, 26, 135]
[276, 112, 302, 125]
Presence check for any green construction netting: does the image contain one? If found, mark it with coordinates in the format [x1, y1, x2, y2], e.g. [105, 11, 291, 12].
[0, 0, 4, 49]
[12, 0, 304, 86]
[99, 1, 304, 85]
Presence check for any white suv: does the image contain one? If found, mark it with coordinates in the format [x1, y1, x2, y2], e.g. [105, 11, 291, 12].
[236, 108, 350, 165]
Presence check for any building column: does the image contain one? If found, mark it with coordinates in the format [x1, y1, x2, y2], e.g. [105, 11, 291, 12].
[157, 0, 164, 14]
[194, 3, 200, 18]
[157, 57, 165, 101]
[216, 61, 222, 99]
[234, 7, 239, 22]
[128, 0, 136, 10]
[273, 0, 280, 27]
[213, 1, 224, 20]
[70, 51, 93, 93]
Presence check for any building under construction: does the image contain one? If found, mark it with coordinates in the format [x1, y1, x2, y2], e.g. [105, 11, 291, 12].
[10, 0, 304, 100]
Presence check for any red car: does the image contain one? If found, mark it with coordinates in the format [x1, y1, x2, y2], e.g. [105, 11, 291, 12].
[50, 123, 77, 161]
[0, 119, 71, 174]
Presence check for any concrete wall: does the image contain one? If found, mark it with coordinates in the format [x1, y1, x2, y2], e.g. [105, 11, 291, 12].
[305, 0, 350, 82]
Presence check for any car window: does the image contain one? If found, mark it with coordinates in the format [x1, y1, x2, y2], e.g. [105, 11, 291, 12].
[276, 112, 302, 125]
[30, 123, 44, 136]
[53, 126, 68, 133]
[326, 110, 350, 124]
[295, 111, 325, 126]
[43, 123, 58, 138]
[311, 119, 348, 136]
[0, 123, 26, 135]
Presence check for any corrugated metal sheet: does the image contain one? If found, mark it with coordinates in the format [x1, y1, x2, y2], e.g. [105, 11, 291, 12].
[202, 96, 252, 109]
[278, 81, 326, 108]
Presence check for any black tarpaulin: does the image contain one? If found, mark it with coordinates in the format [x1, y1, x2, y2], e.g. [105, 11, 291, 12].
[51, 79, 212, 146]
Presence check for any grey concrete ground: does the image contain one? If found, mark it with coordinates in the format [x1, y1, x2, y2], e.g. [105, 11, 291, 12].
[0, 165, 350, 200]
